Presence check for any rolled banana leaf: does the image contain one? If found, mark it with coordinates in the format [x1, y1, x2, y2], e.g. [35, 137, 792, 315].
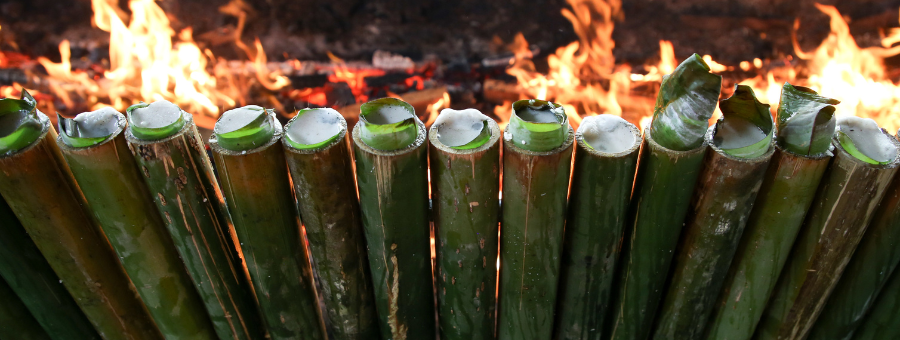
[429, 109, 501, 340]
[125, 101, 266, 340]
[282, 108, 380, 340]
[352, 98, 435, 340]
[210, 106, 328, 339]
[552, 115, 641, 340]
[57, 108, 218, 339]
[0, 91, 162, 340]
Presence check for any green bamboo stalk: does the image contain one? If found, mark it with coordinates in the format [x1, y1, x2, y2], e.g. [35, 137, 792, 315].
[0, 91, 162, 340]
[0, 194, 99, 339]
[0, 273, 51, 340]
[754, 128, 900, 340]
[606, 54, 721, 340]
[704, 83, 838, 340]
[497, 99, 574, 340]
[429, 109, 501, 340]
[124, 101, 266, 340]
[352, 98, 435, 340]
[281, 108, 379, 339]
[57, 108, 218, 339]
[806, 141, 900, 339]
[652, 86, 775, 340]
[553, 115, 641, 340]
[210, 105, 327, 339]
[851, 260, 900, 340]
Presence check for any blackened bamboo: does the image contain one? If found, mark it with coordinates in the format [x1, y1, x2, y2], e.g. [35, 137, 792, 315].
[0, 274, 51, 340]
[210, 106, 327, 339]
[851, 262, 900, 340]
[352, 98, 435, 340]
[429, 111, 501, 340]
[652, 86, 775, 339]
[125, 103, 266, 340]
[57, 110, 218, 339]
[552, 115, 640, 340]
[0, 92, 162, 340]
[0, 196, 99, 339]
[282, 108, 380, 340]
[754, 132, 900, 340]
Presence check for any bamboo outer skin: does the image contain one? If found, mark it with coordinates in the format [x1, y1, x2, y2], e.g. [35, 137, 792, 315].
[806, 161, 900, 340]
[704, 146, 832, 340]
[652, 129, 775, 340]
[352, 118, 436, 340]
[754, 133, 900, 340]
[553, 125, 640, 340]
[210, 123, 328, 340]
[126, 112, 266, 340]
[605, 128, 708, 340]
[851, 260, 900, 340]
[0, 196, 99, 339]
[0, 273, 51, 340]
[59, 124, 219, 339]
[283, 125, 380, 340]
[497, 127, 574, 340]
[429, 120, 501, 340]
[0, 113, 162, 340]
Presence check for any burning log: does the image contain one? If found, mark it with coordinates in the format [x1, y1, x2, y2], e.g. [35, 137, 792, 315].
[123, 101, 266, 340]
[498, 100, 574, 339]
[428, 109, 501, 340]
[351, 98, 435, 340]
[56, 109, 219, 339]
[0, 91, 162, 339]
[705, 83, 839, 340]
[553, 115, 640, 339]
[606, 54, 721, 340]
[755, 118, 900, 340]
[209, 106, 328, 339]
[0, 274, 50, 339]
[0, 196, 99, 339]
[652, 86, 775, 339]
[281, 108, 380, 340]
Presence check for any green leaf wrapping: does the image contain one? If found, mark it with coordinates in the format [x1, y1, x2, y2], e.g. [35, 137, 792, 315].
[357, 98, 419, 151]
[213, 106, 277, 151]
[506, 99, 569, 152]
[713, 85, 774, 158]
[126, 102, 186, 141]
[649, 54, 723, 151]
[284, 108, 344, 150]
[776, 83, 839, 156]
[0, 90, 43, 155]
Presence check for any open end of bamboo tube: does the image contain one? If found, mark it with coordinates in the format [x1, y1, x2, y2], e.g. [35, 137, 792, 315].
[57, 107, 125, 148]
[432, 108, 491, 150]
[776, 83, 840, 157]
[578, 114, 638, 154]
[126, 100, 186, 141]
[648, 53, 723, 151]
[712, 85, 774, 159]
[0, 90, 45, 155]
[836, 116, 899, 165]
[356, 97, 419, 151]
[212, 105, 276, 152]
[505, 99, 569, 152]
[284, 108, 344, 150]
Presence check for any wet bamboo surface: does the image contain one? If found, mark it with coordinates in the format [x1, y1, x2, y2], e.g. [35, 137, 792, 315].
[429, 120, 501, 340]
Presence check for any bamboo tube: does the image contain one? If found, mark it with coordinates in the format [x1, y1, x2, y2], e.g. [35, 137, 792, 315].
[497, 99, 574, 339]
[0, 195, 99, 339]
[0, 274, 51, 340]
[552, 115, 640, 340]
[282, 108, 379, 340]
[851, 262, 900, 340]
[428, 109, 501, 340]
[606, 54, 721, 340]
[210, 106, 327, 339]
[704, 83, 839, 340]
[0, 91, 162, 340]
[806, 145, 900, 339]
[352, 98, 435, 340]
[754, 123, 900, 340]
[652, 86, 775, 339]
[57, 108, 218, 339]
[124, 101, 266, 340]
